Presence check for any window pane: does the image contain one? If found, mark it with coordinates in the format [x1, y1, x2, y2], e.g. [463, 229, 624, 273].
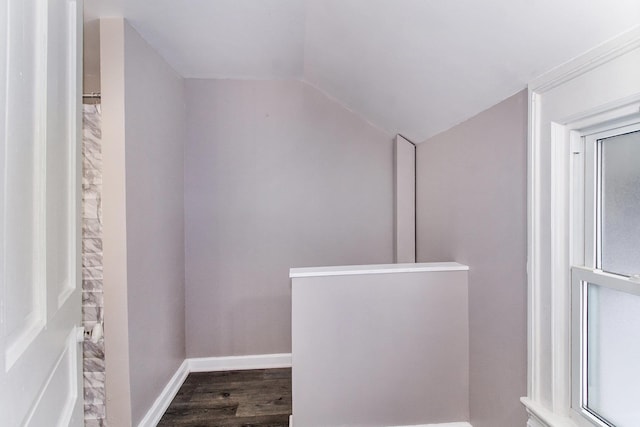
[600, 130, 640, 276]
[587, 283, 640, 426]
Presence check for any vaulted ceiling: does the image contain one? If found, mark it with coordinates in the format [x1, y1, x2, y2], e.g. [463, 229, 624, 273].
[85, 0, 640, 141]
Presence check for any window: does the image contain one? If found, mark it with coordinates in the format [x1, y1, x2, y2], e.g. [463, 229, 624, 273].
[571, 125, 640, 427]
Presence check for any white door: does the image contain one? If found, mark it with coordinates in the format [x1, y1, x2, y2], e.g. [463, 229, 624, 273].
[0, 0, 84, 425]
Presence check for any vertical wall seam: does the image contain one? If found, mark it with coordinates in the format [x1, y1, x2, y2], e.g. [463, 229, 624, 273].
[398, 134, 417, 263]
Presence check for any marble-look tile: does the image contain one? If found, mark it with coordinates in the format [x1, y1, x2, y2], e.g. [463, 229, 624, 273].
[82, 115, 102, 174]
[84, 357, 105, 373]
[83, 104, 102, 138]
[82, 322, 98, 340]
[83, 168, 102, 186]
[83, 266, 103, 280]
[83, 341, 105, 359]
[83, 219, 102, 238]
[82, 138, 101, 160]
[83, 131, 101, 149]
[83, 238, 102, 253]
[83, 104, 105, 422]
[82, 252, 103, 268]
[84, 372, 106, 388]
[84, 385, 106, 404]
[84, 403, 106, 420]
[82, 279, 103, 292]
[82, 306, 103, 322]
[83, 182, 100, 191]
[83, 128, 102, 148]
[82, 154, 102, 177]
[82, 290, 104, 307]
[83, 185, 100, 201]
[83, 196, 101, 221]
[84, 417, 107, 427]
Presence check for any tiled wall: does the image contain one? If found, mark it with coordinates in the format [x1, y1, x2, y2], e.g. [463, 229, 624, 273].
[82, 104, 106, 427]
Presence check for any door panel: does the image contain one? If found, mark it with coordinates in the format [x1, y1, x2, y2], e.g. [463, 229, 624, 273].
[3, 0, 48, 375]
[23, 332, 80, 427]
[47, 0, 79, 309]
[1, 0, 83, 425]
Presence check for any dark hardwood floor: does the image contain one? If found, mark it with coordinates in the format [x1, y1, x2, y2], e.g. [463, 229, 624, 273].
[158, 368, 291, 427]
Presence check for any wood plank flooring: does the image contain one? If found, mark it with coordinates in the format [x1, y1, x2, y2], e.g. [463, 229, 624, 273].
[158, 368, 291, 427]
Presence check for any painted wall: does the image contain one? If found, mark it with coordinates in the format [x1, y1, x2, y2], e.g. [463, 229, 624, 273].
[123, 20, 186, 425]
[101, 18, 132, 426]
[416, 90, 528, 427]
[185, 79, 394, 357]
[101, 18, 186, 425]
[291, 266, 469, 426]
[83, 19, 100, 94]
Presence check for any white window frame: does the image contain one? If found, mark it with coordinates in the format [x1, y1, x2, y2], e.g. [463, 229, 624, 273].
[570, 122, 640, 427]
[521, 26, 640, 427]
[571, 268, 640, 427]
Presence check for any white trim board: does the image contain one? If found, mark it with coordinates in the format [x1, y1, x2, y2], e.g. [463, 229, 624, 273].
[290, 262, 468, 278]
[137, 353, 292, 427]
[188, 353, 292, 372]
[387, 423, 472, 427]
[137, 359, 189, 427]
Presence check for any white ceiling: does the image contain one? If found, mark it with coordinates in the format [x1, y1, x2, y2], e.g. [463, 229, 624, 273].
[86, 0, 640, 142]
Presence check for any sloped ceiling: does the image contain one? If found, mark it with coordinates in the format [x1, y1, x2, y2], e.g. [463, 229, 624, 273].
[85, 0, 640, 141]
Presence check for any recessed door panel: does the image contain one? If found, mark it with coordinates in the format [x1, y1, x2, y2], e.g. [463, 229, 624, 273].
[3, 0, 48, 372]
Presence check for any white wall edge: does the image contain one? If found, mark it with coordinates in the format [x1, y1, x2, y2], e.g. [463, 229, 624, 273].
[188, 353, 292, 373]
[137, 359, 189, 427]
[290, 262, 469, 278]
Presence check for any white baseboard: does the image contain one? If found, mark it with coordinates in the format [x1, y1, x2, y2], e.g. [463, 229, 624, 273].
[138, 353, 292, 427]
[188, 353, 292, 372]
[387, 423, 472, 427]
[141, 354, 468, 427]
[137, 359, 189, 427]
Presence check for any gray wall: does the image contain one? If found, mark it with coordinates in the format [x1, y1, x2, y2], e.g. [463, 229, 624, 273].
[123, 21, 186, 425]
[292, 267, 469, 426]
[185, 79, 394, 357]
[416, 90, 528, 427]
[101, 18, 186, 426]
[83, 19, 100, 94]
[101, 18, 132, 426]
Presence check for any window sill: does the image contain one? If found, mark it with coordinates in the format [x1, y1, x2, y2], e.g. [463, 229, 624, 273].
[521, 397, 580, 427]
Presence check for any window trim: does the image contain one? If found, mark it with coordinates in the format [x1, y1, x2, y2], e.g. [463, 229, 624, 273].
[524, 103, 640, 427]
[582, 123, 640, 273]
[570, 122, 640, 426]
[570, 267, 640, 427]
[522, 27, 640, 425]
[523, 26, 640, 427]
